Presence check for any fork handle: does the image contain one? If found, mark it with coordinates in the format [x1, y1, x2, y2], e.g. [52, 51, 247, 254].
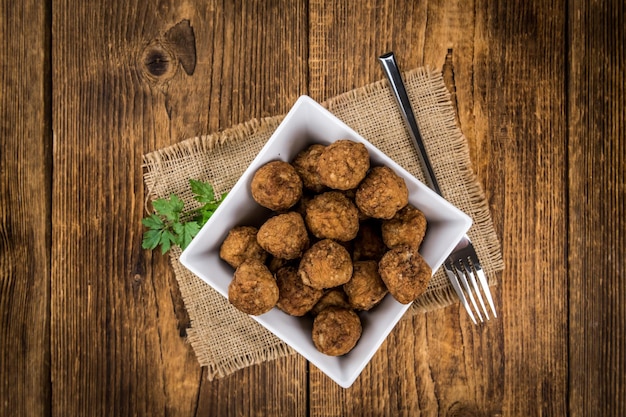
[378, 52, 442, 196]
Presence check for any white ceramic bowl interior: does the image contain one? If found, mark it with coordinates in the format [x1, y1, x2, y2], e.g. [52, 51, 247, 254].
[180, 95, 472, 388]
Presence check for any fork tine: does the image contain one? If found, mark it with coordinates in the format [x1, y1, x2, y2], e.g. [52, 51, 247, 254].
[444, 261, 477, 325]
[455, 261, 484, 322]
[461, 257, 489, 321]
[473, 261, 497, 318]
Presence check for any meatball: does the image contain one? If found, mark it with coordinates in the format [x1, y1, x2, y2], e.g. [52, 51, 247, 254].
[228, 259, 279, 315]
[310, 288, 352, 316]
[293, 193, 314, 218]
[312, 307, 362, 356]
[266, 256, 291, 274]
[292, 144, 326, 193]
[251, 161, 303, 211]
[381, 205, 427, 250]
[298, 239, 353, 289]
[316, 140, 370, 190]
[275, 266, 324, 316]
[355, 166, 409, 219]
[378, 246, 432, 304]
[219, 226, 267, 268]
[257, 212, 309, 260]
[305, 191, 359, 241]
[344, 260, 388, 310]
[352, 220, 387, 262]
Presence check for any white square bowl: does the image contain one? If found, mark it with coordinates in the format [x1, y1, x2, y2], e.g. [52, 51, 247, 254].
[180, 95, 472, 388]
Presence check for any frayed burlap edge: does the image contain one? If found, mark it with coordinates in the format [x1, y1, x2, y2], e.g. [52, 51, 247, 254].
[168, 248, 295, 380]
[142, 67, 504, 378]
[143, 117, 292, 380]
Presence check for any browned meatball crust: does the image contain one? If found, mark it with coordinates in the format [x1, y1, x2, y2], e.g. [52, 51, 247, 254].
[228, 259, 279, 315]
[344, 260, 388, 310]
[219, 226, 268, 268]
[352, 220, 387, 262]
[298, 239, 353, 289]
[316, 140, 370, 190]
[312, 307, 362, 356]
[266, 256, 292, 274]
[305, 191, 359, 241]
[310, 288, 352, 316]
[355, 166, 409, 219]
[292, 144, 327, 193]
[293, 193, 314, 218]
[251, 161, 303, 211]
[381, 205, 427, 250]
[257, 212, 309, 260]
[378, 246, 432, 304]
[275, 266, 324, 316]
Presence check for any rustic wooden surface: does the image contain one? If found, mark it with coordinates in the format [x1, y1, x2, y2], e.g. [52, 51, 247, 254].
[1, 0, 624, 416]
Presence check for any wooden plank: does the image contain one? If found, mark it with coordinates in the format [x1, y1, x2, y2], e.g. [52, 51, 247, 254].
[195, 355, 308, 416]
[308, 0, 568, 415]
[470, 1, 569, 415]
[0, 1, 52, 416]
[154, 1, 310, 414]
[308, 1, 501, 414]
[308, 0, 427, 101]
[51, 3, 195, 414]
[51, 0, 308, 415]
[568, 0, 625, 415]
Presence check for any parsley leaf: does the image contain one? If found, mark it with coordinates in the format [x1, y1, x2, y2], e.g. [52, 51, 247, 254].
[142, 214, 164, 230]
[190, 179, 215, 203]
[142, 179, 226, 255]
[159, 230, 177, 254]
[142, 228, 163, 250]
[152, 195, 184, 222]
[180, 222, 200, 250]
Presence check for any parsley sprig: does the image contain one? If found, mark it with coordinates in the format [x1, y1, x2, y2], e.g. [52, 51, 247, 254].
[142, 179, 227, 254]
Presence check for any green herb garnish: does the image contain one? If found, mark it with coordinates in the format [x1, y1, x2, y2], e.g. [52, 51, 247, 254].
[142, 179, 227, 254]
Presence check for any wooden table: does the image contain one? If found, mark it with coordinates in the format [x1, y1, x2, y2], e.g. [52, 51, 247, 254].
[2, 1, 624, 415]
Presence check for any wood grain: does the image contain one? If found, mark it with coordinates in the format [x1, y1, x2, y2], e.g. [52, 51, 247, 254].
[0, 1, 51, 417]
[308, 1, 569, 415]
[568, 0, 626, 415]
[51, 0, 308, 415]
[473, 1, 570, 415]
[2, 0, 624, 415]
[307, 1, 503, 414]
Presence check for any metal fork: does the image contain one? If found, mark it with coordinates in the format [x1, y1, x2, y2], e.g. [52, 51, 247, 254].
[379, 52, 497, 324]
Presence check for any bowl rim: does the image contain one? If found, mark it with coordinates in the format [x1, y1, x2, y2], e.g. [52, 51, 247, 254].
[180, 95, 472, 388]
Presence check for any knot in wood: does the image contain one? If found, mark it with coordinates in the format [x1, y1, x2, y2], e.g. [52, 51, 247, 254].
[139, 41, 177, 84]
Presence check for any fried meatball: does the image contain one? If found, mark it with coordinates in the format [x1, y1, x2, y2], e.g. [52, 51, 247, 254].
[381, 205, 427, 250]
[310, 288, 352, 316]
[378, 246, 432, 304]
[298, 239, 353, 289]
[228, 259, 279, 315]
[257, 212, 309, 260]
[275, 266, 324, 316]
[305, 191, 359, 241]
[293, 193, 314, 218]
[344, 260, 388, 310]
[316, 140, 370, 190]
[352, 220, 387, 262]
[312, 307, 362, 356]
[355, 166, 409, 219]
[293, 144, 326, 193]
[266, 256, 291, 274]
[219, 226, 268, 268]
[251, 161, 303, 211]
[340, 189, 369, 220]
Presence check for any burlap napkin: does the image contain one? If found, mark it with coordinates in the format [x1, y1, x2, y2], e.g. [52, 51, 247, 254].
[142, 67, 504, 380]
